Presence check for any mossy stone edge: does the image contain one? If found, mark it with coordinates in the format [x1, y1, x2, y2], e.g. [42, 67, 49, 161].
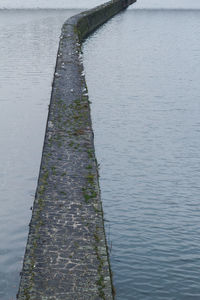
[17, 0, 136, 299]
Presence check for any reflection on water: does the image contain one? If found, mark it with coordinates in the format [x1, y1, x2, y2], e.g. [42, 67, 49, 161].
[0, 9, 80, 299]
[84, 8, 200, 300]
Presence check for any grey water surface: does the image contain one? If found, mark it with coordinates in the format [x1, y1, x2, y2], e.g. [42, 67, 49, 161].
[83, 7, 200, 300]
[0, 9, 80, 300]
[0, 0, 105, 9]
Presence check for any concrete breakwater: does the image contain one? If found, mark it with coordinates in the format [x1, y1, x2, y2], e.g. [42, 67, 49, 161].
[17, 1, 136, 299]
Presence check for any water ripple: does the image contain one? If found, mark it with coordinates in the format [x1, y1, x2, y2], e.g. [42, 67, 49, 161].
[0, 9, 80, 299]
[84, 8, 200, 300]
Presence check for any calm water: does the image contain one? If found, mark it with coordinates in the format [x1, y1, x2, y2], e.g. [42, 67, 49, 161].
[0, 9, 80, 299]
[84, 7, 200, 300]
[0, 0, 105, 9]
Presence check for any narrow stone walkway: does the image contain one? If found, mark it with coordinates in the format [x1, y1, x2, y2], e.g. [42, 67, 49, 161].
[17, 19, 113, 300]
[17, 1, 136, 299]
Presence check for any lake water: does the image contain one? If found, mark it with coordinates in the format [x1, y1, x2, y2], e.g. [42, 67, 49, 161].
[0, 0, 105, 9]
[0, 9, 80, 300]
[1, 1, 200, 299]
[83, 5, 200, 300]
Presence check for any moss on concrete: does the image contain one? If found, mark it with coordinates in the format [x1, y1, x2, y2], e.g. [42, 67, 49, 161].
[17, 0, 136, 299]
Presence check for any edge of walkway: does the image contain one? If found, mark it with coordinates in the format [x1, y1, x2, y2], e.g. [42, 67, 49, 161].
[17, 1, 136, 299]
